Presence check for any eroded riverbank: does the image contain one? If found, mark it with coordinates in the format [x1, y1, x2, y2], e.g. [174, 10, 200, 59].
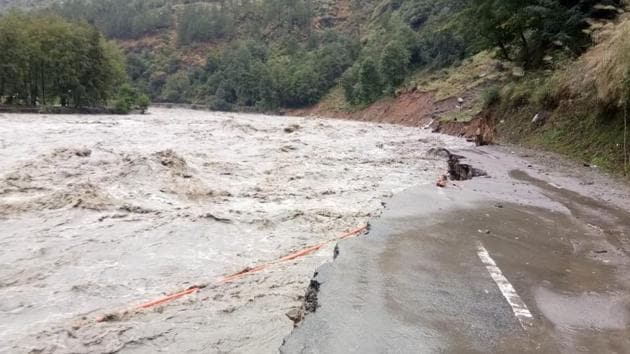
[0, 108, 468, 353]
[282, 145, 630, 353]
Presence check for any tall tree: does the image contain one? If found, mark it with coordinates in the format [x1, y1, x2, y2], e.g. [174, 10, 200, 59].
[0, 12, 126, 107]
[380, 40, 411, 92]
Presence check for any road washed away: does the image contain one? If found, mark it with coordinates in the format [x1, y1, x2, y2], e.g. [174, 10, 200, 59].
[0, 108, 467, 353]
[282, 146, 630, 353]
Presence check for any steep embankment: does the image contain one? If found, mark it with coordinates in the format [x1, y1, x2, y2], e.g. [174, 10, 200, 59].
[487, 14, 630, 176]
[295, 15, 630, 178]
[293, 51, 507, 144]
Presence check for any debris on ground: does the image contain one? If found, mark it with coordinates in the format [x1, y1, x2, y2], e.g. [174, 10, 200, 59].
[304, 278, 321, 314]
[155, 149, 187, 169]
[428, 147, 488, 182]
[75, 148, 92, 157]
[437, 174, 448, 188]
[448, 153, 487, 181]
[284, 124, 301, 133]
[200, 213, 232, 223]
[286, 308, 304, 327]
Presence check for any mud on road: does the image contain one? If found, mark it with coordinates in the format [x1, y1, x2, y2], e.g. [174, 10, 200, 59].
[0, 108, 467, 353]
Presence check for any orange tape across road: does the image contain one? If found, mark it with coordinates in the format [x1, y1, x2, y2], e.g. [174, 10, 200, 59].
[106, 224, 369, 317]
[137, 287, 200, 309]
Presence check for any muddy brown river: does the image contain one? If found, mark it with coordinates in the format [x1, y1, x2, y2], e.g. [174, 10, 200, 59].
[0, 108, 467, 353]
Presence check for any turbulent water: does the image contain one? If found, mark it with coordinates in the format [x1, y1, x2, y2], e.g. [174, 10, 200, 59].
[0, 108, 467, 353]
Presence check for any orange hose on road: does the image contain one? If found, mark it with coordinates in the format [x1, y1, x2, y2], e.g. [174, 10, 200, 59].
[217, 263, 271, 283]
[277, 243, 326, 263]
[339, 225, 368, 240]
[136, 287, 200, 309]
[99, 224, 368, 316]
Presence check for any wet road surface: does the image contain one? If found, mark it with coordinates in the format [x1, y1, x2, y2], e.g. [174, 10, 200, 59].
[282, 147, 630, 353]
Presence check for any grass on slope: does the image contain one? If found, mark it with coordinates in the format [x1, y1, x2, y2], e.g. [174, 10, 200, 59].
[492, 17, 630, 177]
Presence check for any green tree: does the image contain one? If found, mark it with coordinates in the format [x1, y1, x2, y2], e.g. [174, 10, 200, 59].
[176, 4, 234, 46]
[462, 0, 621, 65]
[160, 72, 191, 103]
[358, 58, 383, 104]
[379, 40, 410, 92]
[0, 12, 126, 107]
[137, 94, 150, 113]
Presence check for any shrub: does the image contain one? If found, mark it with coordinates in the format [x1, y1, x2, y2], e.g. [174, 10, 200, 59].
[482, 86, 501, 108]
[208, 96, 233, 111]
[380, 40, 411, 92]
[137, 94, 150, 113]
[358, 58, 383, 104]
[112, 84, 137, 113]
[111, 84, 150, 114]
[531, 81, 558, 109]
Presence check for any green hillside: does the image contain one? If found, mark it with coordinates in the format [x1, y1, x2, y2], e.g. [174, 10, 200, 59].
[1, 0, 629, 175]
[2, 0, 471, 108]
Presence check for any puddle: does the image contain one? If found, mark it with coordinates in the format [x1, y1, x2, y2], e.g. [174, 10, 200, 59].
[535, 287, 629, 330]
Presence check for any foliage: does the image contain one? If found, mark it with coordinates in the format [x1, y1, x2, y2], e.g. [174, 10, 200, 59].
[160, 71, 191, 103]
[461, 0, 625, 66]
[380, 40, 410, 92]
[137, 94, 150, 113]
[0, 12, 126, 107]
[357, 58, 383, 104]
[112, 83, 149, 113]
[176, 4, 234, 46]
[187, 34, 359, 110]
[563, 19, 630, 109]
[9, 0, 621, 113]
[482, 86, 501, 108]
[51, 0, 171, 39]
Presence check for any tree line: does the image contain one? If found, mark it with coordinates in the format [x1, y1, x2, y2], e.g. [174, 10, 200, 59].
[9, 0, 619, 112]
[0, 12, 124, 107]
[0, 12, 147, 112]
[463, 0, 625, 66]
[49, 0, 313, 45]
[51, 0, 171, 39]
[145, 31, 358, 110]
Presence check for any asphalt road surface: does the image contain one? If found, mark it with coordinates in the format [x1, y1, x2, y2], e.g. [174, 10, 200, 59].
[282, 146, 630, 354]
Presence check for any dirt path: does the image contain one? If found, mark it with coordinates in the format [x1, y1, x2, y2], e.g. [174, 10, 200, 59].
[0, 108, 467, 353]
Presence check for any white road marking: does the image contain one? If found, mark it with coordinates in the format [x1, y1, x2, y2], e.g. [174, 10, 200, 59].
[476, 241, 533, 330]
[548, 182, 563, 189]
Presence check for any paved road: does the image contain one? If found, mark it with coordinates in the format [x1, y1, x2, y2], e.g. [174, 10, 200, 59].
[282, 147, 630, 353]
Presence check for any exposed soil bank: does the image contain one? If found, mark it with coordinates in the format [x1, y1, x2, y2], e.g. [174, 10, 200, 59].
[291, 88, 497, 148]
[292, 91, 439, 127]
[0, 108, 467, 353]
[291, 78, 627, 177]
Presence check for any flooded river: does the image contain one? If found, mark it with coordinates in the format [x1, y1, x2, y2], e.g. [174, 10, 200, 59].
[0, 108, 467, 353]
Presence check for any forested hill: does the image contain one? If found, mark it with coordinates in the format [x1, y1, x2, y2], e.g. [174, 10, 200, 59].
[0, 0, 474, 109]
[2, 1, 629, 175]
[0, 0, 627, 112]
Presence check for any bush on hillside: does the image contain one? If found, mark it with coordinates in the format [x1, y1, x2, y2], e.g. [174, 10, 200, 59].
[482, 86, 501, 108]
[380, 40, 411, 92]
